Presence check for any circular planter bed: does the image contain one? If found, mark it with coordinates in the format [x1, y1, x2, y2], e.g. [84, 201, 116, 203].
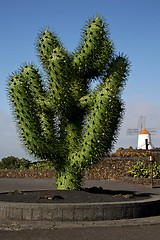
[0, 187, 160, 222]
[0, 187, 150, 203]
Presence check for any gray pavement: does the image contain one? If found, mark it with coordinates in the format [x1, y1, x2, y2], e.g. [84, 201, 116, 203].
[1, 178, 160, 194]
[1, 225, 160, 240]
[0, 178, 56, 192]
[0, 178, 160, 239]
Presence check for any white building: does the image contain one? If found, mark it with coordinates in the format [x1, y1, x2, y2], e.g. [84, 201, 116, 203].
[138, 129, 153, 150]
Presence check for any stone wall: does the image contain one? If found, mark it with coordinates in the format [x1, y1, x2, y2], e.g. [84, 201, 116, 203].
[0, 157, 149, 180]
[0, 169, 56, 179]
[86, 157, 149, 180]
[110, 149, 160, 165]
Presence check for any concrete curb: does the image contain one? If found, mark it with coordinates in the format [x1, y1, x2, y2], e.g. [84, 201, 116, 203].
[0, 195, 160, 222]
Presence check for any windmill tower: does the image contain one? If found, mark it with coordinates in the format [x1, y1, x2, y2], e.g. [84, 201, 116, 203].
[127, 116, 156, 150]
[138, 128, 153, 150]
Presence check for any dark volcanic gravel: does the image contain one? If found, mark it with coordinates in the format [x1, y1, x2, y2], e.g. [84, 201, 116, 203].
[0, 187, 151, 203]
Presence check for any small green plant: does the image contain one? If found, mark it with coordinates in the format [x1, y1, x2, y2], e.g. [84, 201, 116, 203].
[153, 163, 160, 179]
[128, 159, 149, 178]
[128, 159, 160, 179]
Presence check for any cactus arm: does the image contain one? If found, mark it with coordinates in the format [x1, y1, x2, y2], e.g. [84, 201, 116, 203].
[71, 55, 129, 169]
[37, 30, 83, 151]
[79, 81, 124, 167]
[36, 30, 62, 73]
[8, 65, 60, 161]
[48, 48, 76, 119]
[79, 92, 96, 110]
[37, 31, 87, 158]
[37, 30, 80, 122]
[48, 48, 85, 152]
[73, 17, 113, 85]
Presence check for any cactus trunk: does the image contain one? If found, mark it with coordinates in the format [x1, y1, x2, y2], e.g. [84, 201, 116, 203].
[56, 167, 83, 190]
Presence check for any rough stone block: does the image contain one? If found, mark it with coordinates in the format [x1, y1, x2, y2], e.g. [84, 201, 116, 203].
[104, 206, 118, 220]
[41, 208, 53, 221]
[5, 207, 13, 220]
[32, 208, 42, 220]
[52, 208, 62, 221]
[0, 207, 6, 220]
[74, 208, 83, 221]
[83, 207, 103, 221]
[12, 208, 23, 220]
[62, 209, 74, 221]
[22, 208, 32, 220]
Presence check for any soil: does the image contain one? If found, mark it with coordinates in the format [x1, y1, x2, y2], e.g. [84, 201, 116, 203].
[0, 187, 151, 204]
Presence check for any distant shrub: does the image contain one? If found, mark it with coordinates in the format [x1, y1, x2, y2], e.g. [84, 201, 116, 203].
[0, 157, 56, 170]
[128, 146, 133, 149]
[29, 160, 55, 169]
[117, 147, 124, 151]
[0, 156, 30, 169]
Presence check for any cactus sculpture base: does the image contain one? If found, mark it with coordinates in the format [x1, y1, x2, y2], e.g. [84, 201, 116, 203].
[7, 16, 130, 190]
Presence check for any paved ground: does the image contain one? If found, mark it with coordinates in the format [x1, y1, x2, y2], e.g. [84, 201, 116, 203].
[1, 225, 160, 240]
[0, 178, 160, 239]
[0, 178, 160, 194]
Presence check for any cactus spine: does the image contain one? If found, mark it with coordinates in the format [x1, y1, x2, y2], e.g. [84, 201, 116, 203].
[7, 16, 130, 190]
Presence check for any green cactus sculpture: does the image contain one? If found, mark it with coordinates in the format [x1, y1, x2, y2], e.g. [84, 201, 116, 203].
[7, 16, 130, 190]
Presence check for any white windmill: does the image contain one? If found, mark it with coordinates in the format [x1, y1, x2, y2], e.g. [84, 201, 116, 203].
[127, 116, 156, 150]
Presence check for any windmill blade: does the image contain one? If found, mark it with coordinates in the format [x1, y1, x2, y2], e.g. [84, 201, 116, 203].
[127, 129, 139, 135]
[138, 116, 146, 131]
[146, 128, 156, 135]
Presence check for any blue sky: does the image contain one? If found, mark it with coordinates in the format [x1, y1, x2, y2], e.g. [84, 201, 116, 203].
[0, 0, 160, 160]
